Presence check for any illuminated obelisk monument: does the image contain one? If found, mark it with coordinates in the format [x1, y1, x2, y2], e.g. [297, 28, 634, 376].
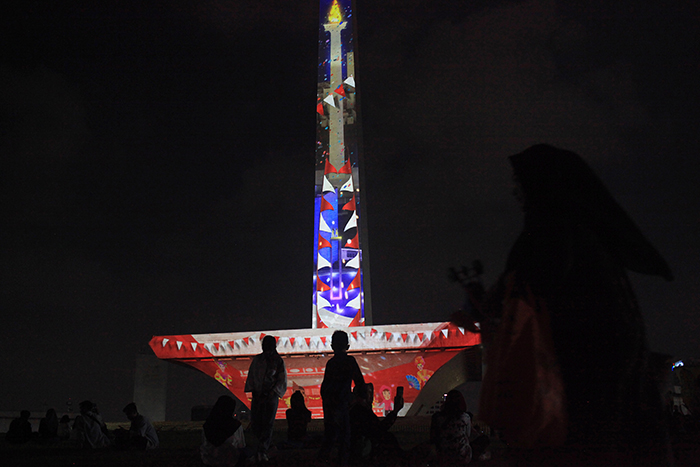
[149, 0, 481, 419]
[313, 0, 370, 329]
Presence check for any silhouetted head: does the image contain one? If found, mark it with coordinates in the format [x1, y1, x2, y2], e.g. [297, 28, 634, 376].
[79, 400, 94, 414]
[262, 335, 277, 352]
[331, 330, 349, 352]
[209, 395, 237, 421]
[122, 402, 138, 420]
[20, 410, 30, 419]
[508, 144, 673, 280]
[45, 408, 57, 419]
[442, 390, 467, 416]
[290, 391, 307, 411]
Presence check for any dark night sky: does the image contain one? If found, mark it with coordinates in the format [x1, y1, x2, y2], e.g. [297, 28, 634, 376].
[2, 0, 698, 421]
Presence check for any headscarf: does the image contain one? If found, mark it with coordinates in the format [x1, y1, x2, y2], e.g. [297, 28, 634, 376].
[441, 390, 467, 420]
[508, 144, 673, 281]
[203, 395, 241, 447]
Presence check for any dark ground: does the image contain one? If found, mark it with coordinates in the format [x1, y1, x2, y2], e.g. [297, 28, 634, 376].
[2, 418, 699, 467]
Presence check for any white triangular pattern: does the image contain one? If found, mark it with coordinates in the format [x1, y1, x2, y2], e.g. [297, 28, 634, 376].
[318, 254, 332, 270]
[176, 341, 183, 350]
[458, 327, 465, 334]
[345, 253, 360, 269]
[191, 342, 198, 351]
[344, 214, 357, 232]
[340, 177, 354, 192]
[441, 329, 449, 338]
[344, 76, 356, 88]
[317, 295, 332, 310]
[319, 216, 332, 233]
[346, 293, 361, 310]
[162, 338, 169, 347]
[323, 176, 334, 193]
[324, 94, 336, 108]
[316, 307, 353, 328]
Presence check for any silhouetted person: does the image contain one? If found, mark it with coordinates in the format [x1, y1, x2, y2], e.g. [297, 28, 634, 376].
[57, 415, 72, 440]
[319, 330, 365, 466]
[6, 410, 32, 444]
[200, 395, 247, 467]
[39, 408, 59, 441]
[73, 400, 110, 448]
[349, 382, 404, 463]
[430, 390, 472, 465]
[115, 402, 159, 450]
[244, 335, 287, 462]
[456, 145, 673, 465]
[286, 390, 312, 446]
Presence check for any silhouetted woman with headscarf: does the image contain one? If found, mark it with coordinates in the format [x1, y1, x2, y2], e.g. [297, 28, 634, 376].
[467, 145, 673, 465]
[200, 395, 246, 466]
[431, 390, 473, 465]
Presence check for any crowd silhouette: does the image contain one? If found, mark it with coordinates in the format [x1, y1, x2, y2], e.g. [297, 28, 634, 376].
[3, 146, 694, 466]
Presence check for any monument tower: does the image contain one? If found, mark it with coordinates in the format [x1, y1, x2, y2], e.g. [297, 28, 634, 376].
[149, 0, 481, 419]
[313, 0, 371, 328]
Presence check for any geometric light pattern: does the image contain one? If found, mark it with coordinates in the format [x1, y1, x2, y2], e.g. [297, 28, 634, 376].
[313, 0, 368, 328]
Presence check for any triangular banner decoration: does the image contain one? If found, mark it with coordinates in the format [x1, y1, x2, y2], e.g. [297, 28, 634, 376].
[318, 235, 332, 249]
[334, 85, 346, 97]
[344, 76, 356, 88]
[339, 160, 352, 174]
[346, 293, 361, 310]
[346, 253, 360, 269]
[323, 176, 334, 193]
[347, 268, 361, 290]
[176, 341, 183, 350]
[442, 329, 449, 338]
[191, 342, 198, 352]
[324, 159, 338, 174]
[320, 197, 334, 212]
[324, 94, 336, 108]
[345, 233, 359, 249]
[317, 99, 324, 115]
[289, 337, 295, 347]
[319, 216, 332, 233]
[342, 196, 356, 211]
[243, 337, 249, 346]
[162, 338, 169, 347]
[344, 214, 357, 231]
[340, 177, 354, 192]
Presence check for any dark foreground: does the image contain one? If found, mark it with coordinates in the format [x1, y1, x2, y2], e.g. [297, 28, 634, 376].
[2, 418, 699, 467]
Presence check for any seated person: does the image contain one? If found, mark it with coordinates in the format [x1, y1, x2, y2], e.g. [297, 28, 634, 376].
[200, 395, 247, 467]
[73, 401, 111, 448]
[285, 390, 312, 447]
[349, 383, 404, 461]
[430, 390, 472, 464]
[39, 408, 59, 441]
[6, 410, 33, 444]
[115, 402, 159, 450]
[57, 415, 72, 440]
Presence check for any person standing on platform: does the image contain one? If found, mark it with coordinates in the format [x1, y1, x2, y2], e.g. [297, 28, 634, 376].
[245, 335, 287, 463]
[319, 330, 365, 466]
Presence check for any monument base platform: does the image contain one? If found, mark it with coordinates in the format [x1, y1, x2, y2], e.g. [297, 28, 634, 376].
[149, 322, 480, 418]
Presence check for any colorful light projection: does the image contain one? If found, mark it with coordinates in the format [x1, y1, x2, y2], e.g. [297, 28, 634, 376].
[149, 322, 481, 418]
[313, 0, 368, 329]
